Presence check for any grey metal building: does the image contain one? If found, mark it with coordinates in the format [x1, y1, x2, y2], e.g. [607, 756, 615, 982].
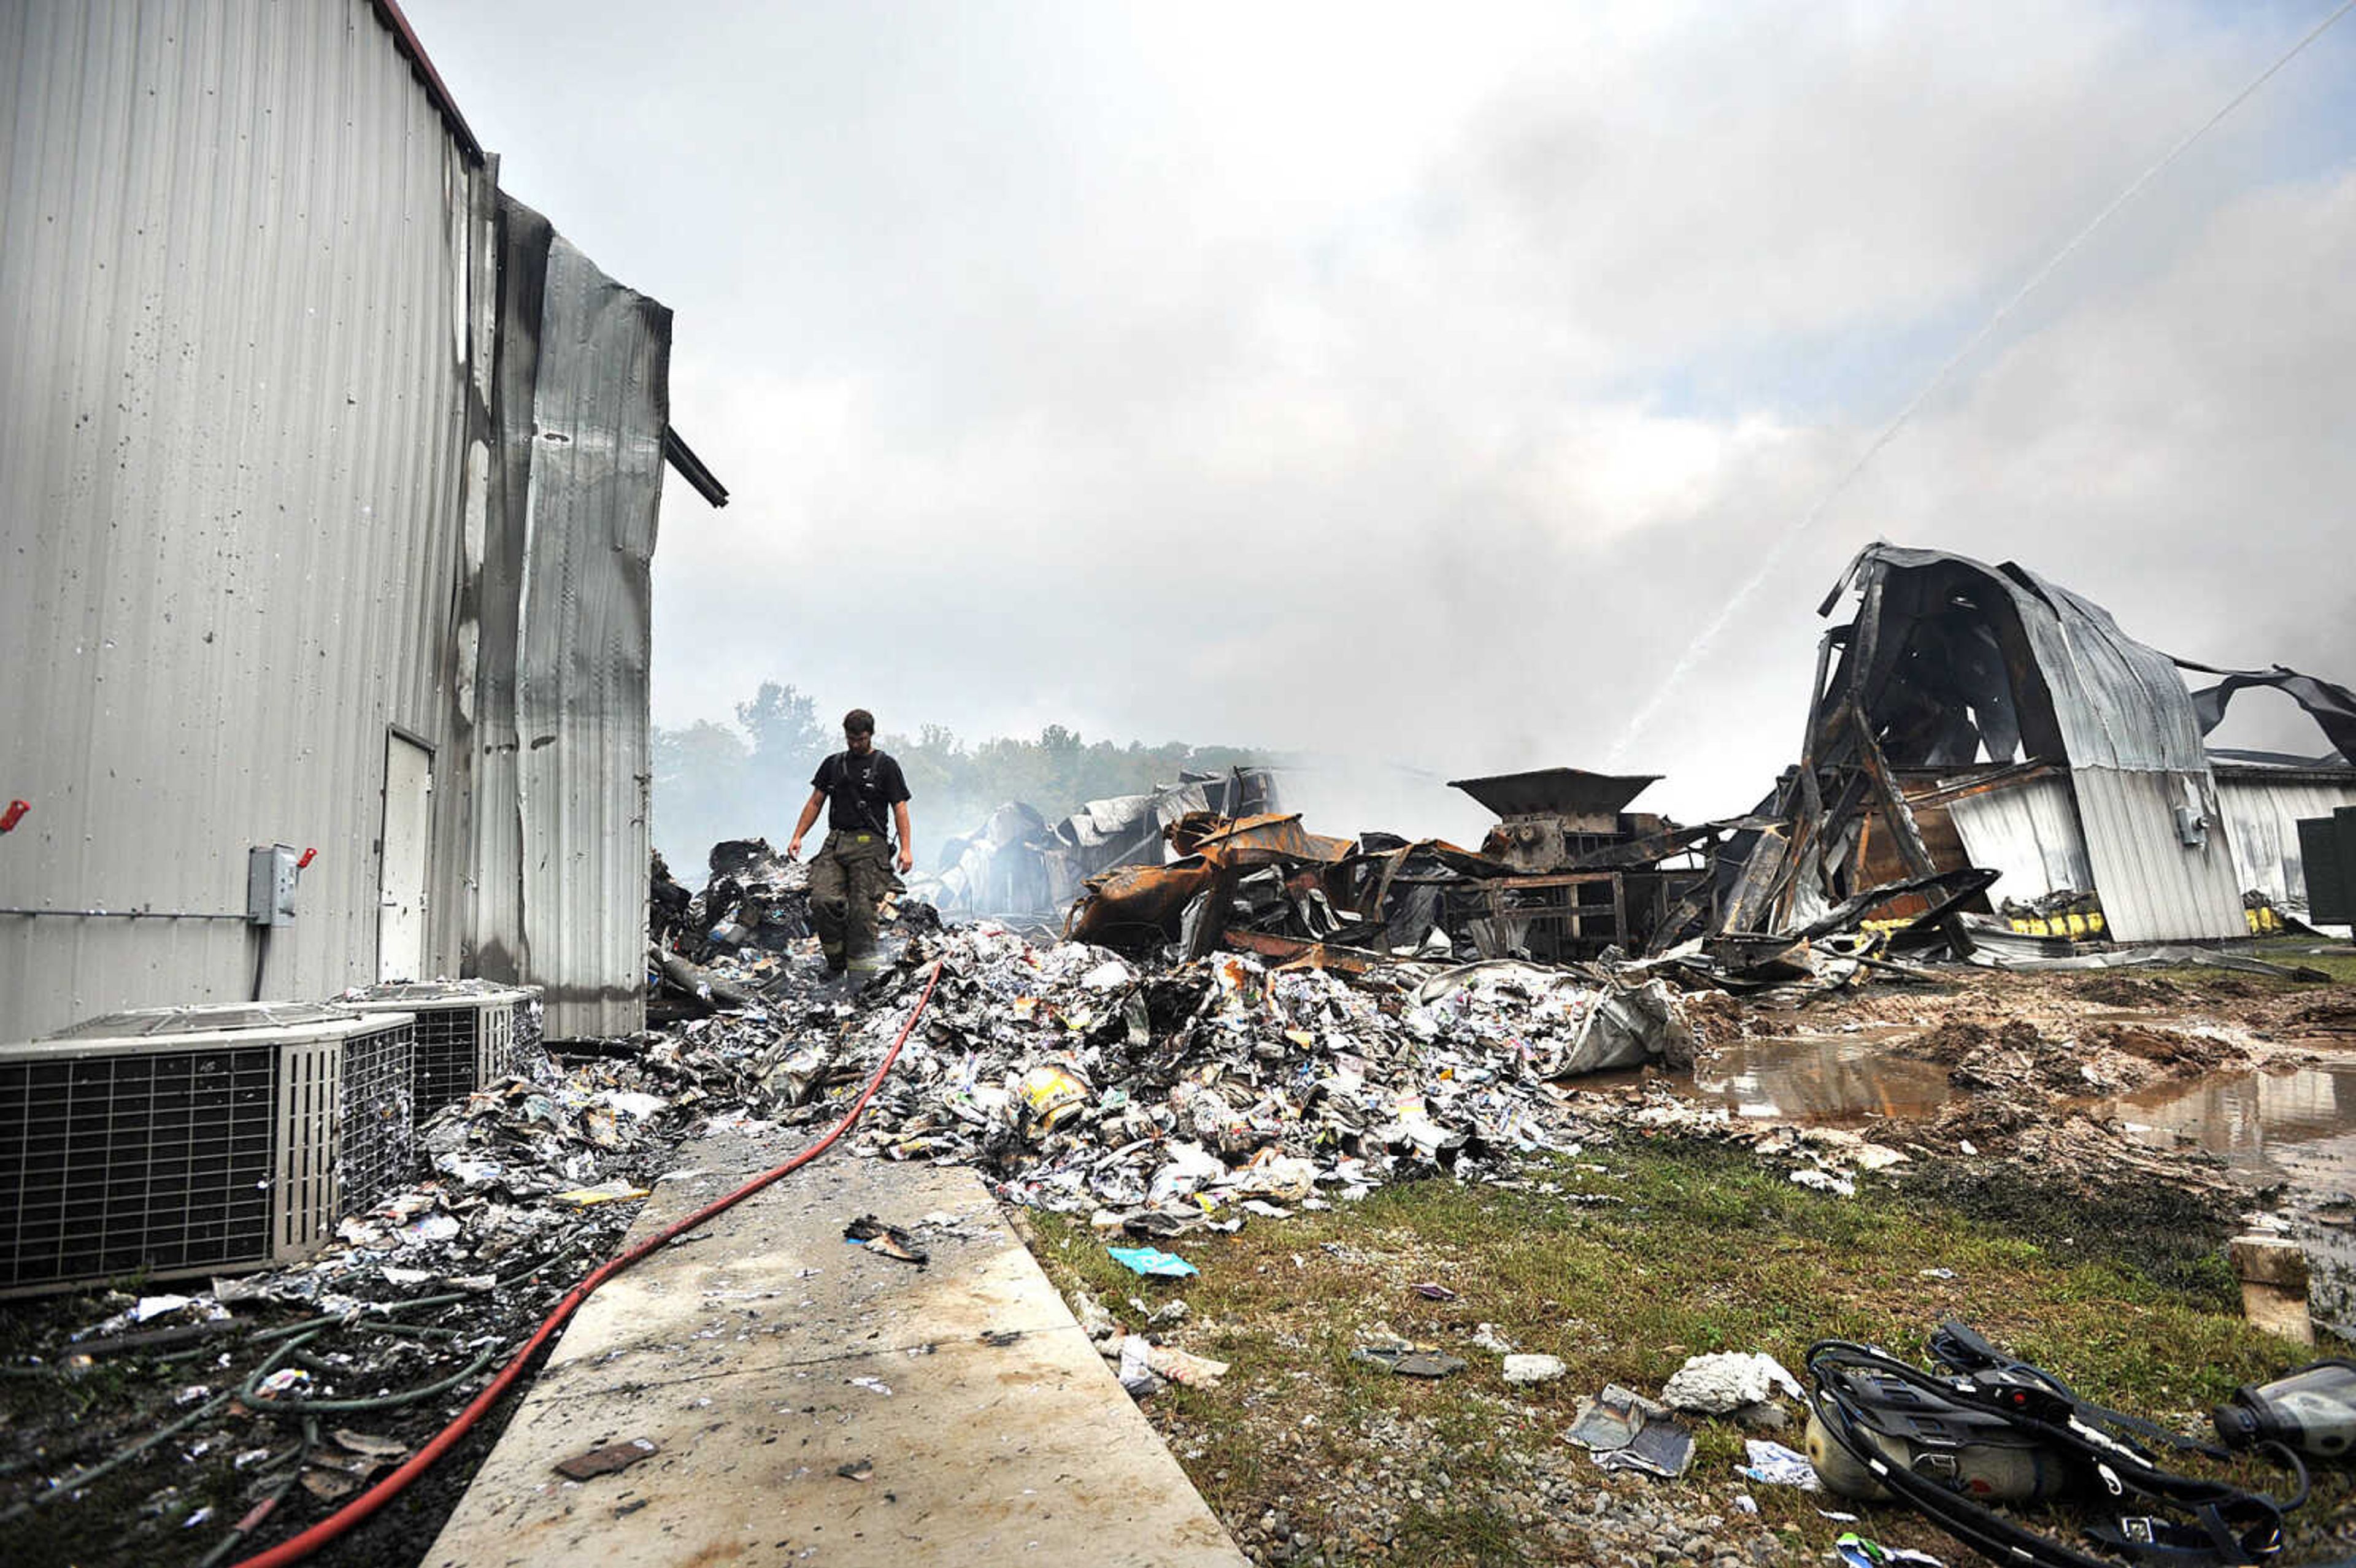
[0, 0, 725, 1040]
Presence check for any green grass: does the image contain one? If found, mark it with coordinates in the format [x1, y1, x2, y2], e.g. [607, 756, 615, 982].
[2248, 937, 2356, 985]
[1028, 1137, 2355, 1565]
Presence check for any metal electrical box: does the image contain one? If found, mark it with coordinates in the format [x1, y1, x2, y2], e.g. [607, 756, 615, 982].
[247, 844, 299, 926]
[2298, 808, 2356, 926]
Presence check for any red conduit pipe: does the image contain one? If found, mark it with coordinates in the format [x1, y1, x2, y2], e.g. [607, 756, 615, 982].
[233, 959, 945, 1568]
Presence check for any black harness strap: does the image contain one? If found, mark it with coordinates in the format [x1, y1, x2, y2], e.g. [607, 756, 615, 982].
[1808, 1330, 2313, 1568]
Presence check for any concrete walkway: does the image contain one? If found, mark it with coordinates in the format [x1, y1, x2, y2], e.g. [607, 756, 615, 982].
[426, 1128, 1249, 1567]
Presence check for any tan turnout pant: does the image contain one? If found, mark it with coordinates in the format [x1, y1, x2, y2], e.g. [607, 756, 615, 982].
[809, 829, 895, 966]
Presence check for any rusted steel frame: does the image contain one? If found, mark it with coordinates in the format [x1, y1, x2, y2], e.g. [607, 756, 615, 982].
[1846, 699, 1973, 958]
[1361, 842, 1416, 923]
[1647, 873, 1720, 953]
[1796, 625, 1844, 830]
[1220, 930, 1382, 974]
[1558, 816, 1766, 871]
[1895, 760, 2062, 809]
[1482, 870, 1626, 890]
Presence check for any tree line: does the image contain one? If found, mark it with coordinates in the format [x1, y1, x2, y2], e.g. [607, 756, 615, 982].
[652, 682, 1261, 880]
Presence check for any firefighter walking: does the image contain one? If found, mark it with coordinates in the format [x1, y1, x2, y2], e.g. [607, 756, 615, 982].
[787, 709, 914, 975]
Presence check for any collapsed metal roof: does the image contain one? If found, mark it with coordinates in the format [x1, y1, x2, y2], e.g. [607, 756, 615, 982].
[1813, 544, 2211, 772]
[1723, 542, 2356, 948]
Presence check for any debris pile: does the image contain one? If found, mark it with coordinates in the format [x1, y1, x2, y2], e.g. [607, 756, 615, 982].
[737, 924, 1699, 1235]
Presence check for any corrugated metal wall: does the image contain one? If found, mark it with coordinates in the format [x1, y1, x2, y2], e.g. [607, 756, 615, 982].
[2, 2, 674, 1043]
[471, 204, 667, 1039]
[2072, 767, 2249, 942]
[2219, 776, 2356, 910]
[0, 1, 477, 1039]
[1941, 775, 2095, 903]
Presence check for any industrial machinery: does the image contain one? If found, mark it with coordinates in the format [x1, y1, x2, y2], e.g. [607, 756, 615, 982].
[1447, 768, 1711, 961]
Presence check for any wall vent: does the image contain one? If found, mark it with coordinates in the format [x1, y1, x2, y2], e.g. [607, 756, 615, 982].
[336, 982, 542, 1116]
[1, 1006, 417, 1298]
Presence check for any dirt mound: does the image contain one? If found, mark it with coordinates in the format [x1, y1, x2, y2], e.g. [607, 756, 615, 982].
[2077, 974, 2189, 1008]
[2281, 995, 2356, 1037]
[1684, 990, 1747, 1048]
[1912, 1018, 1995, 1064]
[2082, 1023, 2236, 1071]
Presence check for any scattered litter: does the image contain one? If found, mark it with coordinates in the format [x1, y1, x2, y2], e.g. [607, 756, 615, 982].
[1107, 1246, 1196, 1278]
[1116, 1336, 1160, 1397]
[1661, 1351, 1804, 1414]
[1918, 1267, 1956, 1281]
[1592, 1417, 1694, 1479]
[554, 1179, 652, 1206]
[1835, 1532, 1946, 1568]
[183, 1507, 215, 1528]
[398, 1213, 463, 1243]
[836, 1458, 874, 1482]
[1070, 1288, 1119, 1342]
[1565, 1384, 1672, 1453]
[1738, 1438, 1819, 1489]
[333, 1430, 409, 1459]
[251, 1368, 312, 1399]
[843, 1215, 930, 1266]
[553, 1437, 660, 1482]
[1411, 1282, 1458, 1301]
[848, 1376, 893, 1396]
[1353, 1345, 1468, 1379]
[1502, 1354, 1567, 1385]
[1145, 1342, 1229, 1388]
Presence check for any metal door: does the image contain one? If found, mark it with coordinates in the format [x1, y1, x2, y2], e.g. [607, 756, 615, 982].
[379, 732, 433, 982]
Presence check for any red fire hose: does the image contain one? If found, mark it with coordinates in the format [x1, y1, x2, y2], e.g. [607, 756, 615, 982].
[232, 959, 945, 1568]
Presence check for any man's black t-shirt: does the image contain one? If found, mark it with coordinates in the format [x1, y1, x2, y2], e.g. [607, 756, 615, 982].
[811, 750, 911, 836]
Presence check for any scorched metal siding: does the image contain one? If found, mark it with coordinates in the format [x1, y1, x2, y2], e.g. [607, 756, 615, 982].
[2217, 775, 2356, 913]
[1939, 774, 2095, 904]
[465, 200, 668, 1039]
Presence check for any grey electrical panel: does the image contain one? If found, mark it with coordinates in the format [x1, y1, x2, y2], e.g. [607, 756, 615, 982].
[247, 844, 299, 927]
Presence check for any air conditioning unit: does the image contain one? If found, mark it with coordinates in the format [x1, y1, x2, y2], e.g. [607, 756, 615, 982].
[1, 1004, 417, 1299]
[334, 982, 542, 1117]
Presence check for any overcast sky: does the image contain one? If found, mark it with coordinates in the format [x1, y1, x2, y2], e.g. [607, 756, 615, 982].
[407, 0, 2356, 840]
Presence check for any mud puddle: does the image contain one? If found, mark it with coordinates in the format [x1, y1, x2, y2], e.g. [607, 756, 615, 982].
[1684, 1031, 2356, 1322]
[1686, 1028, 1957, 1127]
[2102, 1057, 2356, 1321]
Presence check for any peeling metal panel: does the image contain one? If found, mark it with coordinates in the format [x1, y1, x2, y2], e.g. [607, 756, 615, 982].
[0, 1, 475, 1039]
[2217, 775, 2356, 910]
[1941, 774, 2095, 903]
[502, 214, 670, 1039]
[2071, 767, 2248, 942]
